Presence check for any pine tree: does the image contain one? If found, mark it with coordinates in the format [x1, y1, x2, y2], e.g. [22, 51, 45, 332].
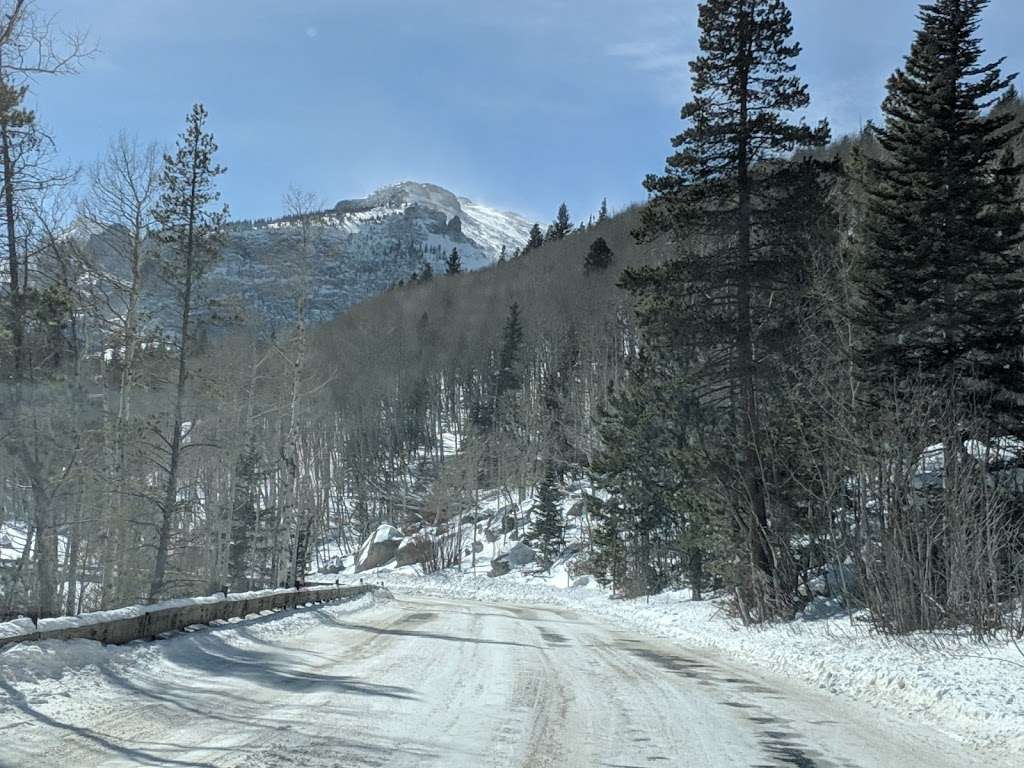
[526, 223, 544, 251]
[590, 353, 708, 598]
[420, 261, 433, 281]
[547, 202, 572, 240]
[542, 324, 581, 469]
[471, 302, 525, 434]
[530, 461, 565, 568]
[445, 247, 462, 275]
[498, 244, 507, 263]
[597, 197, 609, 223]
[496, 302, 524, 398]
[858, 0, 1024, 435]
[150, 103, 227, 600]
[228, 441, 261, 590]
[0, 76, 35, 377]
[623, 0, 830, 620]
[584, 237, 614, 272]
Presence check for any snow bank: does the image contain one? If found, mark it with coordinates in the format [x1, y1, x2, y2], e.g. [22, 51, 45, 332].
[0, 584, 363, 645]
[0, 617, 36, 640]
[348, 569, 1024, 756]
[0, 592, 382, 684]
[0, 521, 68, 562]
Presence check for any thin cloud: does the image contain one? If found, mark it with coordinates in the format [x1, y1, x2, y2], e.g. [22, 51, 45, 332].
[606, 38, 692, 101]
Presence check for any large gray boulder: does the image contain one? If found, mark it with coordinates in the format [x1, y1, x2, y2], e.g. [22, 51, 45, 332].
[489, 541, 536, 577]
[395, 534, 433, 567]
[504, 541, 536, 566]
[799, 561, 859, 599]
[355, 524, 404, 572]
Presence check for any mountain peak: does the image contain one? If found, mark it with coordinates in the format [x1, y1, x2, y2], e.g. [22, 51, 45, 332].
[333, 180, 531, 262]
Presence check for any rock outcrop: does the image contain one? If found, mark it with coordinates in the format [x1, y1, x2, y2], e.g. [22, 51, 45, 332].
[355, 524, 404, 572]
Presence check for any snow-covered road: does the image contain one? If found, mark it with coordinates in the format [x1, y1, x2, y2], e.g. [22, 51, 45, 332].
[1, 593, 1009, 767]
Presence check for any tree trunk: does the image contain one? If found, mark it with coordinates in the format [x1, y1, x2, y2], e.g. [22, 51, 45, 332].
[150, 179, 197, 601]
[735, 10, 774, 618]
[1, 122, 23, 376]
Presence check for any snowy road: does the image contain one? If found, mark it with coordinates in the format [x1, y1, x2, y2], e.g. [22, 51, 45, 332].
[1, 593, 1010, 768]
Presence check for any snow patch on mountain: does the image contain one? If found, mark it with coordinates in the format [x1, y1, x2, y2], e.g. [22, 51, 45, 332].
[458, 197, 533, 258]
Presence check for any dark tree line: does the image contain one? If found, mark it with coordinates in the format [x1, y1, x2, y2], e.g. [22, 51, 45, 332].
[588, 0, 1024, 635]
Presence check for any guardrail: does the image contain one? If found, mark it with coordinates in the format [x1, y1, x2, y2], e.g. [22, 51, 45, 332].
[0, 584, 378, 649]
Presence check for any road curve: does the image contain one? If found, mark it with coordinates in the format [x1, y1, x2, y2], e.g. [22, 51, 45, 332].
[0, 593, 1008, 768]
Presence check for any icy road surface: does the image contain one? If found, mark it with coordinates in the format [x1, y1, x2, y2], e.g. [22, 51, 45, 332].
[1, 594, 1009, 768]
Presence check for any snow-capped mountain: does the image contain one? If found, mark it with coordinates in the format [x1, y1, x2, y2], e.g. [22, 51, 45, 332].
[82, 181, 533, 333]
[257, 180, 532, 269]
[207, 181, 532, 327]
[337, 181, 532, 264]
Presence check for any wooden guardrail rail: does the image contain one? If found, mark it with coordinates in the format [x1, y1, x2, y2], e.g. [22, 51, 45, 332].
[0, 584, 378, 649]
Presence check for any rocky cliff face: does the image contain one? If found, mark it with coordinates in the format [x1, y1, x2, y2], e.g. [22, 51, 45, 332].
[81, 181, 532, 335]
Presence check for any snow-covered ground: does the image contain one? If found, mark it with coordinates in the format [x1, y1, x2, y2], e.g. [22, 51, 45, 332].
[320, 471, 1023, 759]
[0, 589, 1006, 767]
[335, 568, 1024, 758]
[0, 592, 380, 685]
[0, 522, 68, 564]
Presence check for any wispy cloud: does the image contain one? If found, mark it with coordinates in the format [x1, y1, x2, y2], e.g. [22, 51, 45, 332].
[606, 38, 692, 102]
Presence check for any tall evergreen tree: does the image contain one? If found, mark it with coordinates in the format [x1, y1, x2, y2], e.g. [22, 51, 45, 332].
[547, 202, 572, 240]
[445, 247, 462, 275]
[526, 223, 544, 251]
[624, 0, 830, 620]
[0, 75, 34, 377]
[530, 461, 565, 568]
[590, 352, 711, 598]
[597, 197, 609, 223]
[471, 302, 525, 434]
[149, 104, 227, 600]
[228, 441, 262, 590]
[584, 237, 614, 272]
[496, 302, 524, 398]
[858, 0, 1024, 435]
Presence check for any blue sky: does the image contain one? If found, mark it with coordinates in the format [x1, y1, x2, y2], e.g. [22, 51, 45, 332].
[30, 0, 1024, 224]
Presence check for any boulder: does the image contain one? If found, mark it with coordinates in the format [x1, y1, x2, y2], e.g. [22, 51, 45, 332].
[490, 541, 536, 578]
[799, 561, 858, 599]
[801, 596, 846, 620]
[489, 559, 511, 578]
[461, 509, 489, 524]
[355, 524, 404, 572]
[319, 556, 344, 574]
[395, 534, 433, 567]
